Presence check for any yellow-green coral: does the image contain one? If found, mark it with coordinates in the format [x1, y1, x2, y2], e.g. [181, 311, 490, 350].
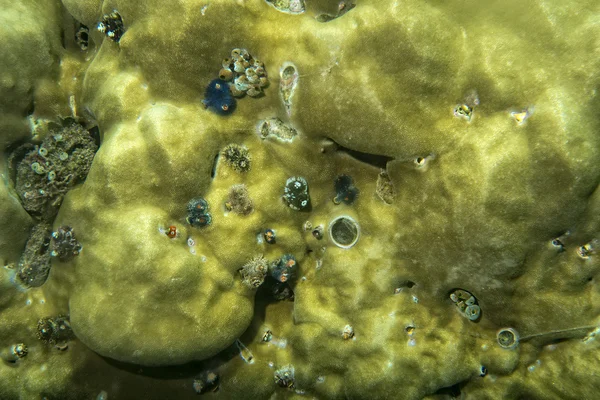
[1, 0, 600, 399]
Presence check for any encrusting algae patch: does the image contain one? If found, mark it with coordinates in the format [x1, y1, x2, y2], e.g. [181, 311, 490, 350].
[1, 0, 600, 399]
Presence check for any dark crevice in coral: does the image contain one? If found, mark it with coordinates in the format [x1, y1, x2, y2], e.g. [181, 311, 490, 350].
[6, 141, 36, 185]
[327, 137, 394, 169]
[398, 280, 416, 289]
[60, 28, 66, 49]
[210, 154, 219, 179]
[88, 125, 101, 147]
[433, 380, 466, 398]
[24, 100, 35, 117]
[99, 355, 209, 379]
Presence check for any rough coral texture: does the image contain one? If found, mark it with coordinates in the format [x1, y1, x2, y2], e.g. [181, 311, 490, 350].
[1, 0, 600, 399]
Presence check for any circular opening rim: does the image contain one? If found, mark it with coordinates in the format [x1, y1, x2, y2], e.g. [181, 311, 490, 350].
[496, 327, 520, 350]
[328, 215, 360, 249]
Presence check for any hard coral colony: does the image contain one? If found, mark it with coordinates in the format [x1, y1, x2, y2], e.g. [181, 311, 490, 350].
[0, 1, 598, 400]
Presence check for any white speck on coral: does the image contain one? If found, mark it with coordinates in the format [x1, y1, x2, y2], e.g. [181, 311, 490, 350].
[315, 259, 323, 270]
[271, 338, 287, 349]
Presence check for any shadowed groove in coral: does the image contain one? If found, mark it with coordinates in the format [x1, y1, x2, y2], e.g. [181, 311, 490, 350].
[0, 0, 599, 399]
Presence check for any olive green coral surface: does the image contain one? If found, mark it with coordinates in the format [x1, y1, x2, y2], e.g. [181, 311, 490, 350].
[1, 0, 600, 398]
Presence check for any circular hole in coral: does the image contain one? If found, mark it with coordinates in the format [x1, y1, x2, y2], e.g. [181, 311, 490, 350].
[464, 304, 481, 321]
[496, 328, 519, 350]
[328, 216, 359, 249]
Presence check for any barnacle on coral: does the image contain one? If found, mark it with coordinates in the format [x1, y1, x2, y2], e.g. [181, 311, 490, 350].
[315, 1, 355, 22]
[342, 324, 355, 340]
[219, 48, 268, 100]
[0, 343, 28, 362]
[265, 0, 305, 14]
[257, 118, 298, 142]
[375, 169, 395, 204]
[497, 328, 520, 350]
[279, 62, 298, 116]
[449, 289, 483, 321]
[74, 23, 90, 50]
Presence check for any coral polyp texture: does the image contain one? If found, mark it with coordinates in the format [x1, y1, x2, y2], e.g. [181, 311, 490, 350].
[0, 0, 599, 399]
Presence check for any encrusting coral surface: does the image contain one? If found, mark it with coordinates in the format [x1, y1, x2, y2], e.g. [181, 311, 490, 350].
[0, 0, 599, 399]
